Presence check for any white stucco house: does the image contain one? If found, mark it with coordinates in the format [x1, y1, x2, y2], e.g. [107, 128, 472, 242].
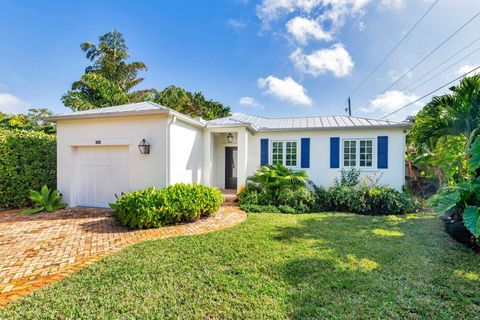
[50, 101, 410, 208]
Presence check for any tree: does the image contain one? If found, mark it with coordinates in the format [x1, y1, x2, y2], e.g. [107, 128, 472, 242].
[63, 30, 150, 111]
[0, 108, 55, 133]
[408, 75, 480, 187]
[153, 85, 230, 120]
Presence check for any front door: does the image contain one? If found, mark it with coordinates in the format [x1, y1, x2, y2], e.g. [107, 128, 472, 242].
[225, 147, 238, 189]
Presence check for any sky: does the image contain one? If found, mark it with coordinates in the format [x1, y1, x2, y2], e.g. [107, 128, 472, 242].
[1, 0, 480, 121]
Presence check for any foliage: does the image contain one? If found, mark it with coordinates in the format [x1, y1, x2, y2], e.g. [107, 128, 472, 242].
[247, 163, 309, 193]
[3, 213, 480, 319]
[334, 168, 360, 187]
[0, 108, 55, 134]
[0, 129, 56, 209]
[62, 30, 150, 111]
[408, 75, 480, 189]
[239, 165, 313, 213]
[430, 137, 480, 242]
[111, 184, 223, 229]
[152, 85, 231, 120]
[20, 185, 66, 214]
[312, 184, 421, 215]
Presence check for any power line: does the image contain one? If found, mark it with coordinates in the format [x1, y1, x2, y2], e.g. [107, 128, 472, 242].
[381, 65, 480, 119]
[359, 9, 480, 112]
[406, 44, 480, 93]
[376, 10, 480, 96]
[400, 35, 480, 92]
[347, 0, 440, 98]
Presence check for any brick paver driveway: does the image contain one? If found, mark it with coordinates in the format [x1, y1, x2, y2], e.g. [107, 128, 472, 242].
[0, 206, 246, 306]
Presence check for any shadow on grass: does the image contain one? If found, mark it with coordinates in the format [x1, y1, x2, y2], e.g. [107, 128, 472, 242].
[274, 213, 480, 319]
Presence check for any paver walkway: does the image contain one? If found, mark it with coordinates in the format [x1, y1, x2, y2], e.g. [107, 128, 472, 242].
[0, 205, 247, 306]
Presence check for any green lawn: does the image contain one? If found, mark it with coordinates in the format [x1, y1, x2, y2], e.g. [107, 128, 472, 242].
[2, 212, 479, 319]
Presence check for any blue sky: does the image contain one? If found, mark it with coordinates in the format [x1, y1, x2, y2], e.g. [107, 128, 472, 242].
[1, 0, 480, 121]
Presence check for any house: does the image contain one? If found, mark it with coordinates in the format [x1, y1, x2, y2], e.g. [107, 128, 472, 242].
[50, 101, 410, 208]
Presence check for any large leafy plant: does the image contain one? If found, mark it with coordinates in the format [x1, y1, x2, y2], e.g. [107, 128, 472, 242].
[247, 163, 309, 191]
[430, 137, 480, 240]
[21, 185, 66, 214]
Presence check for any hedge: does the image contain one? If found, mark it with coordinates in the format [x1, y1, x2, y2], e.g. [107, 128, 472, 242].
[111, 184, 224, 229]
[0, 129, 56, 209]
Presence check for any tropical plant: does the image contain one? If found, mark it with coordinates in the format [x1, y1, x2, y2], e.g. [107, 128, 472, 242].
[335, 168, 360, 187]
[247, 163, 309, 192]
[62, 30, 151, 111]
[20, 185, 66, 214]
[0, 108, 55, 133]
[430, 137, 480, 241]
[152, 85, 231, 120]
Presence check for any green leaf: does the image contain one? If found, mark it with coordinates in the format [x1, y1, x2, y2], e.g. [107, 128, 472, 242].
[431, 190, 461, 215]
[20, 207, 45, 215]
[463, 206, 480, 237]
[468, 137, 480, 170]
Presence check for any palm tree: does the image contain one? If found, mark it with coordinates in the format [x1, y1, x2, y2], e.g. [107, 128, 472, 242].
[247, 163, 309, 192]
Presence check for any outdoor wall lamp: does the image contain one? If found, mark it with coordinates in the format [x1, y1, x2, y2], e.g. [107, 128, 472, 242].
[138, 139, 150, 154]
[227, 132, 234, 144]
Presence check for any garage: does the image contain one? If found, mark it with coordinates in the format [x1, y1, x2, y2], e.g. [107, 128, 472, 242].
[75, 146, 130, 207]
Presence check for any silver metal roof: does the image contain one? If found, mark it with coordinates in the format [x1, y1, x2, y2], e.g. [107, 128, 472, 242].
[49, 102, 409, 131]
[206, 113, 410, 131]
[51, 101, 169, 118]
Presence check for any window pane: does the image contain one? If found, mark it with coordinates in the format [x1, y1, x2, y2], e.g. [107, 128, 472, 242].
[343, 140, 356, 167]
[285, 141, 297, 166]
[359, 139, 373, 167]
[272, 141, 283, 165]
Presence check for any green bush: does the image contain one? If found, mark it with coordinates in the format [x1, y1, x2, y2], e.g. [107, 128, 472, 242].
[111, 184, 224, 229]
[277, 187, 315, 213]
[240, 204, 281, 213]
[312, 184, 421, 215]
[0, 129, 56, 209]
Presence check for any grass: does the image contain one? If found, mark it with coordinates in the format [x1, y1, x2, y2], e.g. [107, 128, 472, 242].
[1, 212, 479, 319]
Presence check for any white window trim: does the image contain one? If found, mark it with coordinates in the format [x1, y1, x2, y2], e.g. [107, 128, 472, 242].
[270, 139, 300, 169]
[341, 138, 376, 169]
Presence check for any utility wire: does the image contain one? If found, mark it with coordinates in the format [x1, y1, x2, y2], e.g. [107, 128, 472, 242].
[375, 10, 480, 96]
[360, 9, 480, 113]
[381, 65, 480, 119]
[347, 0, 440, 98]
[400, 34, 480, 92]
[406, 44, 480, 93]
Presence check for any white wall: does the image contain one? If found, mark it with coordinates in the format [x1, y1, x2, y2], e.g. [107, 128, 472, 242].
[168, 118, 203, 184]
[212, 133, 238, 188]
[57, 115, 168, 207]
[247, 129, 406, 190]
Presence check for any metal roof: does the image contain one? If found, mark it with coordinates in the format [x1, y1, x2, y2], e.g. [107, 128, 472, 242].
[49, 102, 409, 131]
[206, 113, 410, 131]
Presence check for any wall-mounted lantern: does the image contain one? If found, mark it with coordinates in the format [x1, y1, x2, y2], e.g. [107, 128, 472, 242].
[226, 132, 234, 144]
[138, 139, 150, 154]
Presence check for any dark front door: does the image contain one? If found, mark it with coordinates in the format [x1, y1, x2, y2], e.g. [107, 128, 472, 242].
[225, 147, 238, 189]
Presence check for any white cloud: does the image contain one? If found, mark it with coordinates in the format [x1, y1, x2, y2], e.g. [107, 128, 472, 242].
[0, 93, 28, 114]
[239, 96, 264, 109]
[455, 64, 479, 76]
[257, 76, 313, 105]
[290, 43, 354, 77]
[256, 0, 370, 29]
[227, 19, 247, 29]
[379, 0, 405, 10]
[286, 16, 332, 44]
[360, 90, 422, 121]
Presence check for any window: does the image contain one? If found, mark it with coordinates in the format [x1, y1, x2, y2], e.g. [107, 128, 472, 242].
[343, 139, 373, 168]
[271, 140, 298, 167]
[272, 141, 283, 165]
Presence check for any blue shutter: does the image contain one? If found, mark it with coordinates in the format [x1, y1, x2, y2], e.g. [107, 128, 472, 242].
[301, 138, 310, 168]
[330, 137, 340, 168]
[378, 136, 388, 169]
[260, 138, 269, 166]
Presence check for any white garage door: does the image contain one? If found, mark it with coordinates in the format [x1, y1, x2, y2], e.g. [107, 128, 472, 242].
[76, 146, 129, 208]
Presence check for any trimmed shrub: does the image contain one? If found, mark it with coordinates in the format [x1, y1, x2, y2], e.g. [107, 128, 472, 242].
[277, 187, 315, 213]
[111, 184, 223, 229]
[0, 129, 56, 209]
[313, 184, 421, 215]
[240, 204, 281, 213]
